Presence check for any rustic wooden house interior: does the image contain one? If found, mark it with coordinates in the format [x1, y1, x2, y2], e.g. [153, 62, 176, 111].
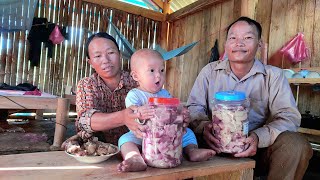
[0, 0, 319, 179]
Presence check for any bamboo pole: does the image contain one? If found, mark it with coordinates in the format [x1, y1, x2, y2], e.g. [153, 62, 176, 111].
[0, 32, 5, 83]
[17, 32, 25, 84]
[6, 32, 14, 84]
[11, 31, 20, 85]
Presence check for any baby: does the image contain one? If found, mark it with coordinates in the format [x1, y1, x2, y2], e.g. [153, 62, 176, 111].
[117, 49, 216, 172]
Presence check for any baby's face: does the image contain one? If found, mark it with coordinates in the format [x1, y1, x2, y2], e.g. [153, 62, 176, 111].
[136, 56, 165, 94]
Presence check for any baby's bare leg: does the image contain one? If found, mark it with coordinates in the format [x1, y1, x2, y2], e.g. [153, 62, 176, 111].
[117, 142, 147, 172]
[184, 144, 216, 162]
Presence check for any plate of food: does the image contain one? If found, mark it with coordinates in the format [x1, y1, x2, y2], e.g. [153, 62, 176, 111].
[64, 138, 119, 164]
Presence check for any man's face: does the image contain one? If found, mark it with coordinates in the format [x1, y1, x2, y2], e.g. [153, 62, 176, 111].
[225, 21, 261, 64]
[87, 37, 121, 79]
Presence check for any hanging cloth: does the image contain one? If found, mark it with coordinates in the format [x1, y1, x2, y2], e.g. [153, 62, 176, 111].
[49, 25, 65, 44]
[209, 39, 220, 63]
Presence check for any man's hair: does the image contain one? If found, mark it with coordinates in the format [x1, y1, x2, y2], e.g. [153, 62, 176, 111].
[85, 32, 119, 59]
[226, 16, 262, 39]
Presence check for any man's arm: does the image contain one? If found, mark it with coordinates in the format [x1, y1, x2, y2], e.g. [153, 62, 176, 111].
[252, 68, 301, 148]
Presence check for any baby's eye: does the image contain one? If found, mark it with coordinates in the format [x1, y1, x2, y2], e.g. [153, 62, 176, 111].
[150, 69, 154, 72]
[161, 69, 164, 72]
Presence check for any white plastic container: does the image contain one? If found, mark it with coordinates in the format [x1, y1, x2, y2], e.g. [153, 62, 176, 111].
[211, 91, 250, 154]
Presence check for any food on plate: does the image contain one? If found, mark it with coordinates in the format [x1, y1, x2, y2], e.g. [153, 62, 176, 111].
[64, 136, 117, 156]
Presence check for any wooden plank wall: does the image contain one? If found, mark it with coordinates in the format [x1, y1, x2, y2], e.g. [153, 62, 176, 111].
[0, 0, 160, 97]
[166, 0, 320, 115]
[166, 0, 241, 101]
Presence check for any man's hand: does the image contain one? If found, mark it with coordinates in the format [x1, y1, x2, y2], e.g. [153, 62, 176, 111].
[181, 107, 190, 131]
[234, 133, 259, 157]
[203, 122, 222, 153]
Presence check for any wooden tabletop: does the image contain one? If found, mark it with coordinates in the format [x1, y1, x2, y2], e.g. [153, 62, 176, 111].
[0, 151, 255, 180]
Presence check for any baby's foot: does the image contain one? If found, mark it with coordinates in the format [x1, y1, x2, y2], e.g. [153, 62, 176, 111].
[117, 154, 147, 172]
[186, 148, 216, 162]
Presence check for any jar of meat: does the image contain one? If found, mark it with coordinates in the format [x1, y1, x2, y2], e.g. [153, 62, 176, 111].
[212, 91, 250, 154]
[142, 97, 183, 168]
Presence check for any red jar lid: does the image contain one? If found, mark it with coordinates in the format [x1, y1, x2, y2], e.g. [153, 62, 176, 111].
[148, 97, 180, 105]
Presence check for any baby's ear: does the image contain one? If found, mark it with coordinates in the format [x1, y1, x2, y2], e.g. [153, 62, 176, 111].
[131, 71, 139, 81]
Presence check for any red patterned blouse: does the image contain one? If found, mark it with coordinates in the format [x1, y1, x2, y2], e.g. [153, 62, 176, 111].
[76, 71, 138, 145]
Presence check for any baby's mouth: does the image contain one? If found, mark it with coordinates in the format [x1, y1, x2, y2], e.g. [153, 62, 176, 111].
[155, 81, 160, 86]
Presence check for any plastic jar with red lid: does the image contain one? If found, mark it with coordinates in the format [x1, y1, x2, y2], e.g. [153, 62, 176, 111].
[142, 97, 183, 168]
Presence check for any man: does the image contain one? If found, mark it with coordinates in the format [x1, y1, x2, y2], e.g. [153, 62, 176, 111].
[75, 32, 142, 145]
[187, 17, 312, 179]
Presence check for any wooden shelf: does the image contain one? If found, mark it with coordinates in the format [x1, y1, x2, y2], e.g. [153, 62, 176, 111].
[298, 127, 320, 136]
[288, 78, 320, 84]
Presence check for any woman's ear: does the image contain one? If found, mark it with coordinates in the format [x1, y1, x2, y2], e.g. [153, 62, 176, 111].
[87, 58, 91, 64]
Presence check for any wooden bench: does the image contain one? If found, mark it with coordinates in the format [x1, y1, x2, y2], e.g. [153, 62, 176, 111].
[0, 151, 255, 180]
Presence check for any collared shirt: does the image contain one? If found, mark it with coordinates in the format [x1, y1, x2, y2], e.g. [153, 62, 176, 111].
[187, 59, 301, 148]
[76, 71, 138, 145]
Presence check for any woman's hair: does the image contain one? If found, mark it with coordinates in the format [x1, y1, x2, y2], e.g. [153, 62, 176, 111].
[85, 32, 119, 59]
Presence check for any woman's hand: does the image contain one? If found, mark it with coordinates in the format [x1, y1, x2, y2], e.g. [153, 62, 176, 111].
[234, 133, 259, 157]
[203, 122, 222, 153]
[135, 105, 155, 120]
[124, 106, 149, 138]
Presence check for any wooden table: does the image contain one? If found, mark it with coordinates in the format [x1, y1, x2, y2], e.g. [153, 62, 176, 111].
[0, 151, 255, 180]
[0, 94, 69, 149]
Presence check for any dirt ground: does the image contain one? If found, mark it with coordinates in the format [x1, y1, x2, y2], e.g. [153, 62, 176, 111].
[0, 117, 76, 155]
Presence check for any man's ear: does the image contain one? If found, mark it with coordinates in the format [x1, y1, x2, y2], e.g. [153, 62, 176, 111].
[131, 71, 139, 81]
[258, 39, 263, 48]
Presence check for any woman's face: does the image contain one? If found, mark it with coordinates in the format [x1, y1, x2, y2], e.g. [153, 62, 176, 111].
[87, 37, 121, 79]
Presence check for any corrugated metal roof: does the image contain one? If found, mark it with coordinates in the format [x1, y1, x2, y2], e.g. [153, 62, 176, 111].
[118, 0, 198, 12]
[170, 0, 197, 12]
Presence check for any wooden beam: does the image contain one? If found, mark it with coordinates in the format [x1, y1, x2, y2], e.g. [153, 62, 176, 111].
[151, 0, 164, 10]
[84, 0, 165, 22]
[167, 0, 227, 22]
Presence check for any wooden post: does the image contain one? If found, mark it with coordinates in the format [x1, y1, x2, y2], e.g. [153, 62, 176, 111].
[261, 42, 268, 65]
[240, 0, 258, 18]
[160, 0, 170, 50]
[50, 98, 70, 150]
[35, 109, 44, 120]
